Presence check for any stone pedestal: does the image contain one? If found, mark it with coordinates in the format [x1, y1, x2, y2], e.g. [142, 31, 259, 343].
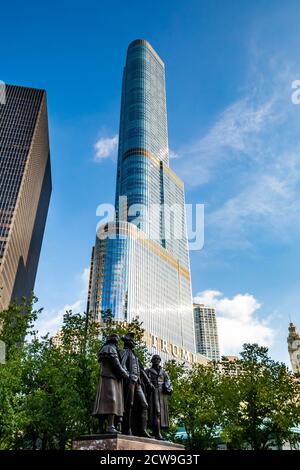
[72, 434, 185, 451]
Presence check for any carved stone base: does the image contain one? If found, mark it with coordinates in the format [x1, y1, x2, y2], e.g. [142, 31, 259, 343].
[72, 434, 185, 451]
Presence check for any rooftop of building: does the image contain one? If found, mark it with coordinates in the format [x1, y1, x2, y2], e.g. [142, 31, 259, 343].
[193, 303, 216, 310]
[127, 39, 164, 66]
[3, 83, 46, 94]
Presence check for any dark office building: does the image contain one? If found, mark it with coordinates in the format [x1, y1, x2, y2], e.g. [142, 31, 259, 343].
[0, 84, 51, 310]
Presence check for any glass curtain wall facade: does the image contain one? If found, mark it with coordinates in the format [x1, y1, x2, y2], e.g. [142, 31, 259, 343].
[89, 40, 196, 360]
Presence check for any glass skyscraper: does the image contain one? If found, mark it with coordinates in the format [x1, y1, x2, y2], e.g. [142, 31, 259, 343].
[89, 40, 197, 362]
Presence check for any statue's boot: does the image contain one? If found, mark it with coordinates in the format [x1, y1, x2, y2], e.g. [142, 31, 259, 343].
[154, 426, 164, 441]
[107, 426, 120, 434]
[107, 414, 121, 434]
[140, 409, 152, 438]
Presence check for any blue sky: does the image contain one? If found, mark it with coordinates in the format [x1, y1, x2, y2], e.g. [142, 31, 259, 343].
[1, 0, 300, 365]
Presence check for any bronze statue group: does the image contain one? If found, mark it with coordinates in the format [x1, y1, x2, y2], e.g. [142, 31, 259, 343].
[92, 332, 172, 440]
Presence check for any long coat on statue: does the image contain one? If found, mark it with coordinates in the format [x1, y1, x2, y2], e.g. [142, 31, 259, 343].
[92, 342, 128, 417]
[145, 366, 172, 428]
[119, 347, 152, 435]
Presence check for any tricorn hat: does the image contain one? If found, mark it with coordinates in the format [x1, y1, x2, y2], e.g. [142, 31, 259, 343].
[151, 354, 161, 362]
[121, 332, 136, 344]
[106, 333, 119, 342]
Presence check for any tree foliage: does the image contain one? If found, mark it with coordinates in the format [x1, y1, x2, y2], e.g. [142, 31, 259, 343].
[0, 300, 299, 450]
[164, 344, 300, 450]
[220, 344, 300, 450]
[0, 301, 147, 449]
[165, 361, 223, 449]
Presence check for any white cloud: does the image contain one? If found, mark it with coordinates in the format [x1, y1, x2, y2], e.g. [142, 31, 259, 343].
[81, 266, 90, 286]
[35, 267, 90, 338]
[169, 149, 180, 160]
[171, 59, 300, 249]
[194, 290, 275, 356]
[173, 98, 276, 186]
[207, 150, 300, 248]
[94, 134, 118, 162]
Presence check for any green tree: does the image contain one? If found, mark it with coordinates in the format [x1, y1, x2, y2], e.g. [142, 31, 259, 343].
[163, 360, 185, 441]
[0, 302, 149, 449]
[2, 299, 299, 451]
[221, 344, 300, 450]
[0, 297, 40, 449]
[163, 344, 300, 450]
[167, 362, 223, 450]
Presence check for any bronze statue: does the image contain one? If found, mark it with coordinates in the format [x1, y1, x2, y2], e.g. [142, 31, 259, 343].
[92, 333, 129, 434]
[145, 354, 172, 440]
[120, 332, 154, 438]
